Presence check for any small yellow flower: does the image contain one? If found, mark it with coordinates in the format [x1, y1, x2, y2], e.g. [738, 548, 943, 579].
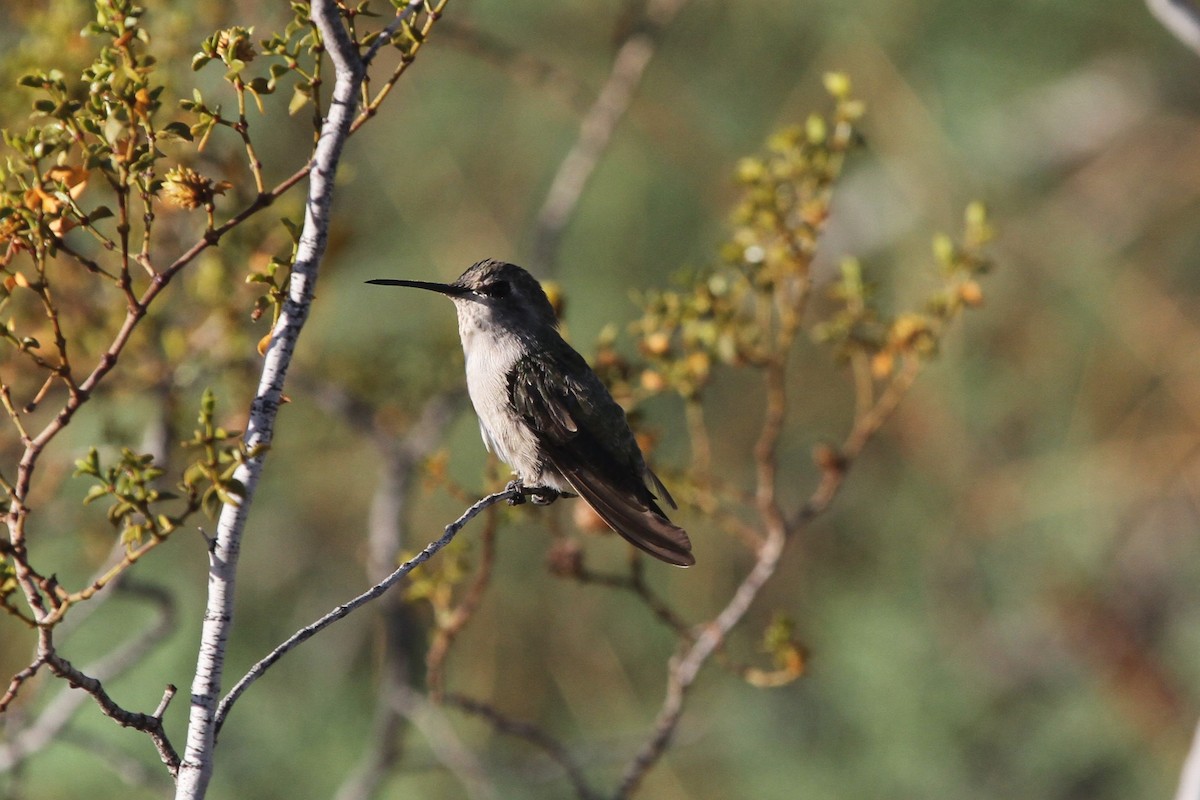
[217, 27, 256, 64]
[161, 166, 229, 210]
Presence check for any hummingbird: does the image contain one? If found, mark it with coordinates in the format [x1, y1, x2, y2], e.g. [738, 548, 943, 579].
[368, 259, 694, 567]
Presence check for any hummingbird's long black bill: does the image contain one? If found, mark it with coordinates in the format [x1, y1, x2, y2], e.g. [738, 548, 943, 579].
[366, 278, 471, 296]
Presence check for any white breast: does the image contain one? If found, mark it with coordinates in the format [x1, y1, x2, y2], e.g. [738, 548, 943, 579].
[460, 323, 544, 478]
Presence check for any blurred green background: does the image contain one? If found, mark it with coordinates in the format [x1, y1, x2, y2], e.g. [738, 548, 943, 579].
[3, 1, 1200, 798]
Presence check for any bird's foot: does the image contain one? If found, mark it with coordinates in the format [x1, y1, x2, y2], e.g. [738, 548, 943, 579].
[504, 478, 527, 506]
[528, 487, 561, 506]
[504, 478, 565, 506]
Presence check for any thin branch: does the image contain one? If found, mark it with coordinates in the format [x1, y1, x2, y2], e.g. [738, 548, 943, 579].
[214, 487, 519, 734]
[0, 657, 47, 714]
[531, 0, 691, 273]
[616, 527, 786, 798]
[324, 389, 457, 800]
[40, 645, 179, 775]
[361, 0, 426, 67]
[1147, 0, 1200, 55]
[444, 692, 601, 800]
[795, 357, 921, 529]
[0, 581, 176, 773]
[617, 358, 924, 797]
[570, 558, 690, 637]
[351, 0, 451, 134]
[2, 0, 442, 605]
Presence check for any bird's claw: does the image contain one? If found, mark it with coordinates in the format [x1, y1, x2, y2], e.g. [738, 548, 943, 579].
[504, 478, 527, 506]
[504, 478, 561, 507]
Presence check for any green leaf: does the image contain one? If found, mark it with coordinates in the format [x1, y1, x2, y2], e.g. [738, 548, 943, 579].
[121, 523, 145, 547]
[83, 485, 109, 504]
[161, 121, 194, 141]
[287, 84, 311, 116]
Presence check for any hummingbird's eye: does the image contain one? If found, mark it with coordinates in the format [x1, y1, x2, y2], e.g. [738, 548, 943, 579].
[479, 281, 510, 298]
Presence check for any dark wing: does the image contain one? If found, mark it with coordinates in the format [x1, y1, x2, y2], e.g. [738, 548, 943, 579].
[509, 349, 694, 567]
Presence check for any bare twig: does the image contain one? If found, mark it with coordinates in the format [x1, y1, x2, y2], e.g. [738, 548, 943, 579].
[444, 692, 601, 800]
[571, 557, 691, 637]
[42, 648, 179, 774]
[617, 359, 925, 797]
[319, 389, 457, 800]
[616, 527, 787, 798]
[0, 657, 47, 714]
[214, 488, 518, 734]
[361, 0, 426, 67]
[531, 0, 691, 273]
[0, 581, 176, 773]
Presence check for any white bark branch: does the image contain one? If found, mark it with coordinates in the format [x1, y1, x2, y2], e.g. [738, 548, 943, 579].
[1176, 717, 1200, 800]
[1147, 0, 1200, 55]
[172, 2, 367, 796]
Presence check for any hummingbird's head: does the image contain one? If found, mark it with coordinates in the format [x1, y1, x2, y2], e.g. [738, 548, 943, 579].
[368, 259, 559, 335]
